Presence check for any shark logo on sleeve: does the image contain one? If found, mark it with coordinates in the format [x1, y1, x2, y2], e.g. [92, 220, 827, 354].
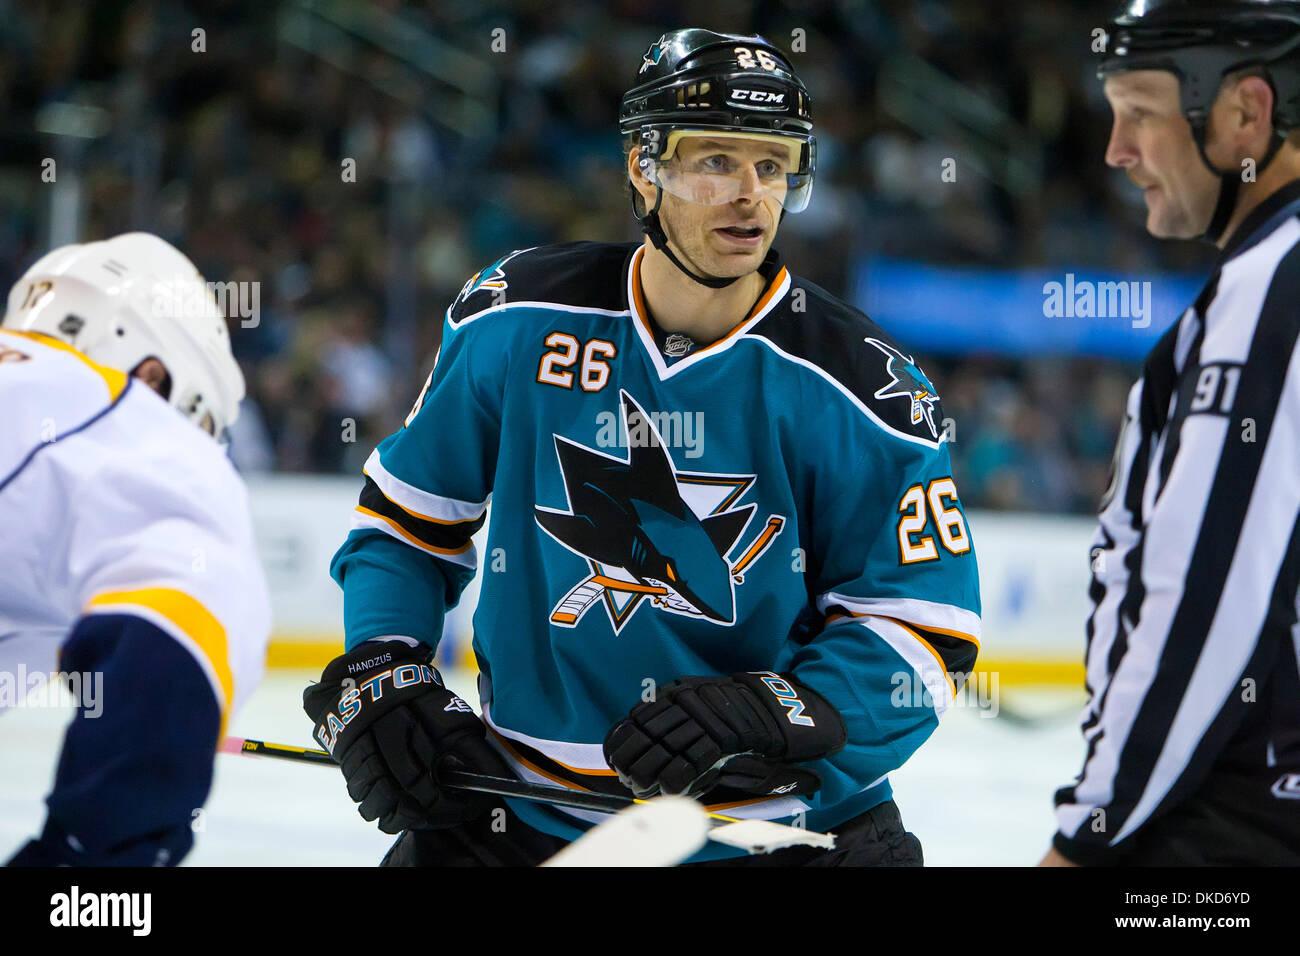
[535, 390, 784, 634]
[865, 337, 941, 439]
[452, 247, 534, 313]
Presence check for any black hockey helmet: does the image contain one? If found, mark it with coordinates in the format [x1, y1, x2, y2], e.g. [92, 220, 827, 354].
[1098, 0, 1300, 240]
[619, 29, 815, 287]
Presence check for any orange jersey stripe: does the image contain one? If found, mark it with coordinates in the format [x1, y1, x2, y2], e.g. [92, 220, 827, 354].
[362, 467, 484, 527]
[355, 506, 474, 556]
[629, 246, 787, 357]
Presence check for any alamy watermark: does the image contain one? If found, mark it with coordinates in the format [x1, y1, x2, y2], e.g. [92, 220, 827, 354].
[50, 886, 151, 936]
[0, 665, 103, 716]
[152, 274, 261, 328]
[1043, 273, 1151, 329]
[890, 669, 999, 717]
[596, 408, 704, 459]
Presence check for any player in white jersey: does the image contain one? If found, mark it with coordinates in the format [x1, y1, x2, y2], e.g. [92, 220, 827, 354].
[0, 232, 270, 866]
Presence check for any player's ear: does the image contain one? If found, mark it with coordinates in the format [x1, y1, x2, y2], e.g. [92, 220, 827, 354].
[1230, 73, 1275, 142]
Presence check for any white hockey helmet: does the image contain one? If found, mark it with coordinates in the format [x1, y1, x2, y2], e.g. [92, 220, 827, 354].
[2, 232, 245, 437]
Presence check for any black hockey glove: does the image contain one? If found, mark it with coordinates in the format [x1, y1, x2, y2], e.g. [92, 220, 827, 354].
[303, 641, 511, 833]
[603, 671, 847, 800]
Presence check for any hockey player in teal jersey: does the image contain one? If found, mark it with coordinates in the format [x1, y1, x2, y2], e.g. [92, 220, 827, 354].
[304, 29, 981, 865]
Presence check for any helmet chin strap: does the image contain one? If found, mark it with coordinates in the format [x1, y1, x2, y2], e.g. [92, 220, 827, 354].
[633, 185, 742, 289]
[1190, 118, 1286, 244]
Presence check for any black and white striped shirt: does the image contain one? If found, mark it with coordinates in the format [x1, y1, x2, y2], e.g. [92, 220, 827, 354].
[1054, 179, 1300, 865]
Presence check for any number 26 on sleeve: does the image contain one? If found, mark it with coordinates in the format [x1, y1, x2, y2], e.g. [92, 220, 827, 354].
[897, 478, 970, 564]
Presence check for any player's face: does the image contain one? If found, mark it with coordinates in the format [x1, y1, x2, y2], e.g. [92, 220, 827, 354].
[636, 135, 791, 278]
[1103, 71, 1221, 238]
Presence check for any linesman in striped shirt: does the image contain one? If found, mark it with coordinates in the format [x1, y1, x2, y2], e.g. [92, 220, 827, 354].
[1044, 0, 1300, 866]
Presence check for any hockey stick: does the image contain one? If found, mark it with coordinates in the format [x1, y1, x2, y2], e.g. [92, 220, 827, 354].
[222, 736, 732, 817]
[221, 735, 834, 853]
[222, 736, 335, 765]
[540, 796, 710, 866]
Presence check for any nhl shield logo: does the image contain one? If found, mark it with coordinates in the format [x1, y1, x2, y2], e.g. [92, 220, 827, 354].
[663, 333, 694, 358]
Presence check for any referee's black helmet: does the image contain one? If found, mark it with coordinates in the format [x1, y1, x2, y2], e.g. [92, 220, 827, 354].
[1099, 0, 1300, 134]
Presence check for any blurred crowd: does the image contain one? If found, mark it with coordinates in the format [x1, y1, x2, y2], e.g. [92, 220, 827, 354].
[0, 0, 1217, 513]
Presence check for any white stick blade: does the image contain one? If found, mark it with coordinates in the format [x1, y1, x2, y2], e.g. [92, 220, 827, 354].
[707, 819, 836, 854]
[541, 796, 710, 867]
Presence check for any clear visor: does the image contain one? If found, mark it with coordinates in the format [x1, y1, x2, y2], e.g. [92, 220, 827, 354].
[643, 131, 814, 213]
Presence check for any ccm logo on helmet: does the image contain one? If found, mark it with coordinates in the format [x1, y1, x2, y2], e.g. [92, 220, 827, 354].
[753, 671, 816, 727]
[729, 88, 785, 105]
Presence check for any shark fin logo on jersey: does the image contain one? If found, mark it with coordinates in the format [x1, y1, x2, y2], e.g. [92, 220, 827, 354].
[865, 337, 941, 439]
[536, 390, 784, 633]
[452, 248, 532, 313]
[640, 35, 671, 74]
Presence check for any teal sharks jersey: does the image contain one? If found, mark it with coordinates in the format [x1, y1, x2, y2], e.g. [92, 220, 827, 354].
[332, 241, 981, 857]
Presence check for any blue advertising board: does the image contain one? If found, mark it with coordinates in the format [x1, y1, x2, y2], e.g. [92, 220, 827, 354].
[853, 256, 1206, 360]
